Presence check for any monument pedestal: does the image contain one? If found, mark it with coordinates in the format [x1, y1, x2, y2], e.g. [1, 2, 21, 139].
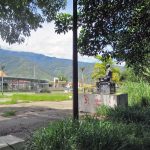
[96, 82, 116, 94]
[80, 73, 128, 113]
[79, 93, 128, 113]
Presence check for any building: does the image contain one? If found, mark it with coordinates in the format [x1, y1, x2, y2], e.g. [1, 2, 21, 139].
[0, 71, 68, 92]
[0, 71, 7, 77]
[0, 74, 49, 92]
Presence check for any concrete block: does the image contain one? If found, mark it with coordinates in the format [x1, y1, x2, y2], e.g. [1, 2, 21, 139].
[79, 93, 128, 113]
[0, 135, 24, 150]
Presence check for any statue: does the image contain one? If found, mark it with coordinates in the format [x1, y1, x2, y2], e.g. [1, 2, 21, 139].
[100, 64, 112, 82]
[96, 64, 116, 94]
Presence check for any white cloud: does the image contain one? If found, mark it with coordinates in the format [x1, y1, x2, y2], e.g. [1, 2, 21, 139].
[0, 22, 97, 63]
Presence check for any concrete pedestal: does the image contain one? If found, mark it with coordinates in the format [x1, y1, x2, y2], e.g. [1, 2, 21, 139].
[97, 82, 116, 94]
[0, 135, 24, 150]
[79, 93, 128, 113]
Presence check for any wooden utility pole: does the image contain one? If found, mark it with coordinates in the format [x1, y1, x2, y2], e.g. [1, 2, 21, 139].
[1, 65, 5, 95]
[73, 0, 79, 120]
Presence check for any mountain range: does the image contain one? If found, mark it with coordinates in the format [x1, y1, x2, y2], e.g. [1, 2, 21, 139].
[0, 49, 95, 82]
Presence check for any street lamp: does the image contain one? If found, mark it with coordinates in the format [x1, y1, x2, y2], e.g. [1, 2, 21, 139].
[1, 65, 5, 95]
[73, 0, 79, 120]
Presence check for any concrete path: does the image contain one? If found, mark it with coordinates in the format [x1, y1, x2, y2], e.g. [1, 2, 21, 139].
[0, 101, 72, 139]
[0, 135, 24, 150]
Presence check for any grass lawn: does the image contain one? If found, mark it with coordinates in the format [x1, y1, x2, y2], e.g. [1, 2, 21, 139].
[0, 94, 9, 98]
[0, 92, 72, 104]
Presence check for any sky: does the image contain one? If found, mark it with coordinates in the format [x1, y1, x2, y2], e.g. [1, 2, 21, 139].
[0, 0, 98, 63]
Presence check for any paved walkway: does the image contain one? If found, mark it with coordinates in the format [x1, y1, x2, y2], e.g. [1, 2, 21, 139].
[0, 101, 72, 139]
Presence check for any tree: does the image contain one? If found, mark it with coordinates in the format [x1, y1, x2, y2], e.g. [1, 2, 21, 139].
[129, 60, 150, 82]
[0, 0, 66, 44]
[54, 0, 150, 69]
[91, 55, 113, 79]
[58, 74, 68, 82]
[80, 67, 85, 86]
[119, 56, 150, 82]
[142, 68, 150, 82]
[120, 67, 140, 82]
[91, 55, 121, 83]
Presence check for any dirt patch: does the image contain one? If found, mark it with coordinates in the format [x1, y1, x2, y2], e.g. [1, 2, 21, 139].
[0, 101, 72, 139]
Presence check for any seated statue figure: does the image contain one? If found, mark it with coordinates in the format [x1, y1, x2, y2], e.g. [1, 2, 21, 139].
[100, 64, 112, 82]
[97, 64, 115, 94]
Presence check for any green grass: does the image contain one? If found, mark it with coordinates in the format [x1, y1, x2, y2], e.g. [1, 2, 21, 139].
[11, 93, 72, 102]
[0, 99, 17, 105]
[0, 94, 9, 98]
[25, 118, 150, 150]
[0, 92, 72, 104]
[2, 110, 16, 117]
[0, 94, 14, 104]
[119, 81, 150, 106]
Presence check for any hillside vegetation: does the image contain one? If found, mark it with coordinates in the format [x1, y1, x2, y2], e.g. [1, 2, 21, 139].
[0, 49, 94, 81]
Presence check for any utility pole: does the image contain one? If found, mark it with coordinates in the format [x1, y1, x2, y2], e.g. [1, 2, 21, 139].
[1, 66, 5, 95]
[33, 64, 35, 79]
[1, 75, 3, 95]
[73, 0, 79, 120]
[33, 64, 36, 91]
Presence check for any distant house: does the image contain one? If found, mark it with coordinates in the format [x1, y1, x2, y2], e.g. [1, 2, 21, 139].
[0, 71, 49, 92]
[0, 71, 68, 92]
[0, 71, 7, 77]
[49, 80, 67, 88]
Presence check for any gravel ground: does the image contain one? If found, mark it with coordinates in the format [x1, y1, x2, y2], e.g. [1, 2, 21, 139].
[0, 101, 72, 139]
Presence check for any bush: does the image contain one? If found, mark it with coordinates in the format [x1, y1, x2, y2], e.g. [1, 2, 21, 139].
[39, 88, 51, 93]
[119, 81, 150, 106]
[25, 118, 150, 150]
[2, 110, 16, 117]
[97, 105, 150, 125]
[82, 84, 95, 93]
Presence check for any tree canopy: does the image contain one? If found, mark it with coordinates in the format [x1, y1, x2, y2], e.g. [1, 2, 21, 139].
[55, 0, 150, 68]
[0, 0, 66, 44]
[91, 55, 121, 83]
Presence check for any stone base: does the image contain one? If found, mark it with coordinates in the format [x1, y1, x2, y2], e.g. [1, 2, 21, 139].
[0, 135, 24, 150]
[96, 82, 116, 94]
[79, 93, 128, 113]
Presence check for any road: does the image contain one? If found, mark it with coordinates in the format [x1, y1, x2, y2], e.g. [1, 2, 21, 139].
[0, 101, 72, 139]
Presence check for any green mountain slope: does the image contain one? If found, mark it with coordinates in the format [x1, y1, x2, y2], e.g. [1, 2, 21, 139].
[0, 49, 94, 82]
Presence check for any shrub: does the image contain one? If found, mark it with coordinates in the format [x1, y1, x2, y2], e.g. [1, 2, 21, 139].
[82, 84, 95, 93]
[119, 81, 150, 106]
[96, 105, 111, 116]
[2, 110, 16, 117]
[97, 105, 150, 125]
[39, 88, 51, 93]
[25, 118, 150, 150]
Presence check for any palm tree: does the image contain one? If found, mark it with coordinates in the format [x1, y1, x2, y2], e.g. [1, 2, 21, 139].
[80, 67, 85, 87]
